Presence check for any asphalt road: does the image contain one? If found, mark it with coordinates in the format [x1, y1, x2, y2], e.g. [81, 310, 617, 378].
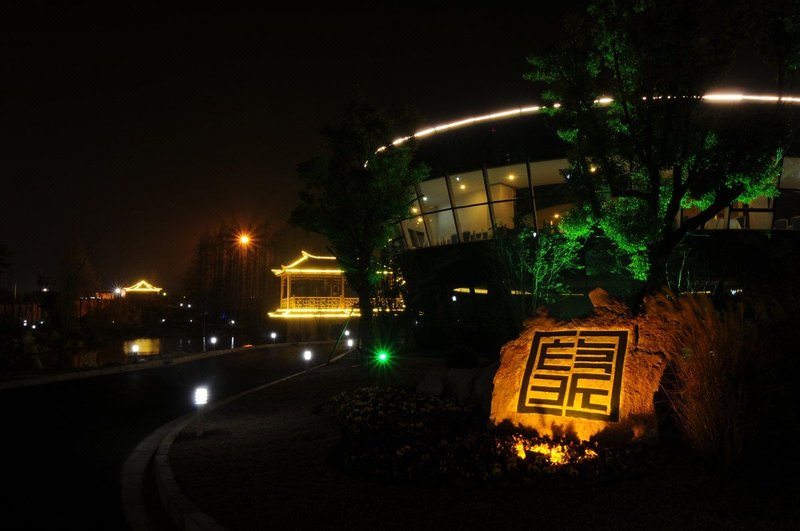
[0, 342, 338, 529]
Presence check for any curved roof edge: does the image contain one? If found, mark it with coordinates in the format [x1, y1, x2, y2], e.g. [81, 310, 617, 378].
[385, 92, 800, 150]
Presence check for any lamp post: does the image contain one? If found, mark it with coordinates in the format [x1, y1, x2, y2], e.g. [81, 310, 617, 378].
[237, 232, 251, 320]
[209, 336, 217, 351]
[194, 386, 209, 436]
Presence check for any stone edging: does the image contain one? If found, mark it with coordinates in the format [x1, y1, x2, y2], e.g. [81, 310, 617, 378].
[149, 350, 352, 530]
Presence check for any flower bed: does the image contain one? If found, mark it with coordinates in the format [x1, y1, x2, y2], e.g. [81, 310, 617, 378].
[326, 386, 659, 486]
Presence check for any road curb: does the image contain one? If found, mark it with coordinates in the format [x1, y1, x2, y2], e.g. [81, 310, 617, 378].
[128, 349, 352, 530]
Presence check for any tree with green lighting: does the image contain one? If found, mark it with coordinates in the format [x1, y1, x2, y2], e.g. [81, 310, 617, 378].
[291, 100, 428, 352]
[526, 0, 798, 293]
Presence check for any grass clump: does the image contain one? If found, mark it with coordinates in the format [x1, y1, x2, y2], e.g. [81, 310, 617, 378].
[648, 292, 784, 465]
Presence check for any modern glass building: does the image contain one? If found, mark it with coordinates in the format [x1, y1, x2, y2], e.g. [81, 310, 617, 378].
[393, 98, 800, 252]
[391, 96, 800, 352]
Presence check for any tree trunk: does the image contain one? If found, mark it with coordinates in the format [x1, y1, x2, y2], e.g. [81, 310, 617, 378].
[357, 289, 374, 358]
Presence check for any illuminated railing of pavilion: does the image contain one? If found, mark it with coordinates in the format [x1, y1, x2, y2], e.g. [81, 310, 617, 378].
[268, 251, 403, 319]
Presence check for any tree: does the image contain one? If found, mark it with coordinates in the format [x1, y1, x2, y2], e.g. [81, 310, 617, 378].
[183, 224, 273, 324]
[291, 101, 428, 352]
[0, 243, 11, 292]
[526, 0, 798, 293]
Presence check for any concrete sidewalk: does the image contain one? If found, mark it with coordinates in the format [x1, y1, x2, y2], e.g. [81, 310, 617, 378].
[158, 352, 447, 529]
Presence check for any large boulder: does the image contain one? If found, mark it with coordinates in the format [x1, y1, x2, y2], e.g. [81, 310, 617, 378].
[490, 289, 666, 443]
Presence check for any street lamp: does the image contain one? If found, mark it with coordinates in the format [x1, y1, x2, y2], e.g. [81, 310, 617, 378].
[131, 344, 140, 362]
[209, 336, 217, 350]
[194, 386, 209, 436]
[270, 331, 277, 343]
[303, 349, 312, 372]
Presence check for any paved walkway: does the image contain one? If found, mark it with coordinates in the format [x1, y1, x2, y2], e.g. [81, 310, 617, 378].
[158, 352, 447, 529]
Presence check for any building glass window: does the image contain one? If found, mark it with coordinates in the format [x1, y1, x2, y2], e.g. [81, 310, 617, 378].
[487, 163, 532, 229]
[449, 170, 487, 207]
[455, 204, 492, 241]
[401, 217, 428, 249]
[530, 159, 569, 186]
[427, 209, 458, 246]
[418, 177, 450, 213]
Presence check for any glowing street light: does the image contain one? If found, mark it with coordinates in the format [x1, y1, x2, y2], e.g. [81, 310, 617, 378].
[131, 344, 140, 362]
[209, 336, 217, 351]
[347, 338, 354, 348]
[344, 329, 350, 337]
[238, 233, 251, 247]
[303, 349, 312, 372]
[270, 331, 277, 342]
[194, 386, 209, 436]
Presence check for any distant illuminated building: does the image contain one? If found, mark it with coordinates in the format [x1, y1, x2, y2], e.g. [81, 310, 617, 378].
[122, 279, 163, 296]
[268, 251, 358, 319]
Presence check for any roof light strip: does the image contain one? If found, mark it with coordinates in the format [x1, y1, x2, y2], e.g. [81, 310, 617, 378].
[375, 92, 799, 154]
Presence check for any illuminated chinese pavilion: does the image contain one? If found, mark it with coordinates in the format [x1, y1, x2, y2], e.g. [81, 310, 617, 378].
[122, 279, 163, 295]
[268, 251, 359, 319]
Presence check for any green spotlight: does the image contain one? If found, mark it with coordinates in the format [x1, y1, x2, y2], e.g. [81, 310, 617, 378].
[375, 348, 391, 365]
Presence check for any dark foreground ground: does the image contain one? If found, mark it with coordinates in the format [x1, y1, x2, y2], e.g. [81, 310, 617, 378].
[168, 354, 800, 530]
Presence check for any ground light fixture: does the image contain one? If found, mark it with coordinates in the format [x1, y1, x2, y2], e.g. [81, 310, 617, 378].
[303, 349, 312, 371]
[194, 386, 209, 436]
[374, 348, 391, 365]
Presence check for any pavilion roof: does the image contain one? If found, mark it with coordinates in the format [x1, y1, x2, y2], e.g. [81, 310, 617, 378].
[123, 279, 162, 292]
[271, 250, 343, 276]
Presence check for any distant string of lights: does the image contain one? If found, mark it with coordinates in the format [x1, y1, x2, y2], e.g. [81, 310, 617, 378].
[378, 93, 800, 152]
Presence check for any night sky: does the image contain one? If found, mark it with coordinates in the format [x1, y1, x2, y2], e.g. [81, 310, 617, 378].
[1, 4, 771, 292]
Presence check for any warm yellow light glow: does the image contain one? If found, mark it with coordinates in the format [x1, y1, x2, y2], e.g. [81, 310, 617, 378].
[377, 92, 800, 154]
[123, 280, 162, 293]
[507, 174, 515, 180]
[453, 287, 489, 294]
[459, 184, 466, 190]
[416, 217, 423, 223]
[554, 214, 560, 219]
[589, 164, 597, 173]
[273, 250, 340, 275]
[410, 206, 419, 214]
[282, 268, 344, 274]
[268, 305, 404, 319]
[509, 434, 598, 466]
[238, 233, 251, 246]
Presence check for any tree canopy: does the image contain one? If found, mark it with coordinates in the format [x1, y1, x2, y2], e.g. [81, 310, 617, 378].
[290, 100, 428, 349]
[526, 0, 799, 289]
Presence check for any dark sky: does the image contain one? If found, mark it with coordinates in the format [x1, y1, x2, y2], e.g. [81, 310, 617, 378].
[1, 4, 772, 292]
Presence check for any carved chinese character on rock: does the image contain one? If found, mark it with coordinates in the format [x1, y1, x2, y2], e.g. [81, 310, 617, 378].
[491, 292, 666, 443]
